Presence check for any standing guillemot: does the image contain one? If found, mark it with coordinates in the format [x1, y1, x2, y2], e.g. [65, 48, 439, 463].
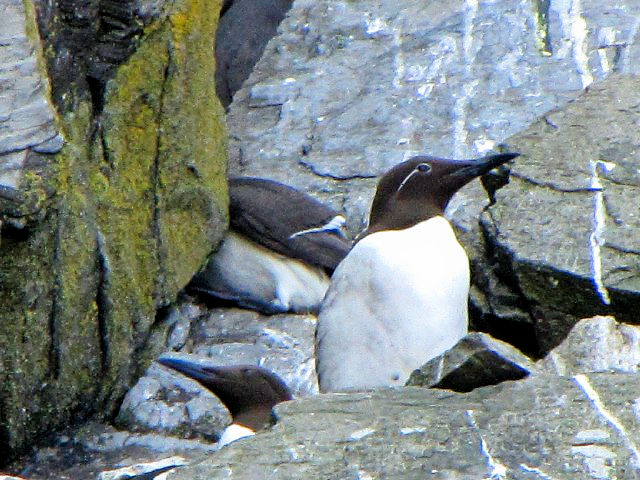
[157, 356, 292, 447]
[316, 152, 519, 392]
[188, 177, 352, 314]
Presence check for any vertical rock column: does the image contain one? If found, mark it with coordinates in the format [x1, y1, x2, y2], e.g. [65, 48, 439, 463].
[0, 0, 227, 461]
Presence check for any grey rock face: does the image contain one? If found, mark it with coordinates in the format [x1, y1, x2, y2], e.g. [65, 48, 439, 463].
[482, 75, 640, 353]
[186, 308, 319, 397]
[407, 332, 536, 392]
[167, 374, 640, 480]
[116, 361, 231, 441]
[538, 316, 640, 375]
[226, 0, 640, 228]
[0, 0, 63, 188]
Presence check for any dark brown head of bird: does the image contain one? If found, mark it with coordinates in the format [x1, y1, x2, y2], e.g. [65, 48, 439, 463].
[366, 152, 519, 235]
[158, 357, 292, 431]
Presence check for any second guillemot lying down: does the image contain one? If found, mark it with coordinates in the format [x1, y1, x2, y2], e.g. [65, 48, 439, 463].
[188, 177, 352, 314]
[316, 152, 519, 392]
[157, 355, 292, 447]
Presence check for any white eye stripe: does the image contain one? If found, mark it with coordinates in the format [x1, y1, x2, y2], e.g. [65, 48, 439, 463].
[396, 163, 432, 193]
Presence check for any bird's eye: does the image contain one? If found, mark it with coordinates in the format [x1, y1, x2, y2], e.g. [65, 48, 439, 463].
[417, 163, 431, 173]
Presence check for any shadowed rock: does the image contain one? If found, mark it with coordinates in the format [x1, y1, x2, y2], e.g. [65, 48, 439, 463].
[406, 332, 536, 392]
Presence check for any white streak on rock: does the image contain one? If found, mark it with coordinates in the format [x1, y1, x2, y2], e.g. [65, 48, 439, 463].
[573, 374, 640, 469]
[452, 0, 479, 158]
[392, 25, 405, 89]
[466, 410, 508, 479]
[519, 463, 555, 479]
[596, 27, 616, 74]
[349, 427, 376, 441]
[356, 470, 375, 480]
[622, 17, 640, 73]
[399, 426, 427, 435]
[569, 0, 594, 88]
[588, 160, 610, 305]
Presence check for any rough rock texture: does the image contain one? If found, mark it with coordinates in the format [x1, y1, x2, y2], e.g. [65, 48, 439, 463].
[538, 316, 640, 375]
[10, 316, 640, 479]
[167, 374, 640, 480]
[482, 76, 640, 353]
[0, 0, 63, 188]
[407, 332, 537, 392]
[97, 455, 187, 480]
[0, 0, 227, 462]
[6, 0, 640, 476]
[224, 0, 640, 357]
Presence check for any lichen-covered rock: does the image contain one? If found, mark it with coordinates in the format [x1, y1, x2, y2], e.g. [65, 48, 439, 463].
[0, 0, 227, 462]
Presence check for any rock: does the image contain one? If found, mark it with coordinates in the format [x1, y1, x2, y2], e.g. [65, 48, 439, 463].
[223, 0, 640, 357]
[227, 0, 640, 357]
[538, 316, 640, 375]
[0, 0, 227, 462]
[407, 332, 536, 392]
[116, 361, 231, 441]
[482, 75, 640, 353]
[5, 423, 216, 480]
[225, 0, 640, 227]
[187, 308, 319, 397]
[167, 373, 640, 479]
[0, 0, 63, 188]
[97, 456, 187, 480]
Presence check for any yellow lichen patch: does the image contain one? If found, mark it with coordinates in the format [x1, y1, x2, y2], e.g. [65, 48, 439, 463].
[0, 0, 227, 460]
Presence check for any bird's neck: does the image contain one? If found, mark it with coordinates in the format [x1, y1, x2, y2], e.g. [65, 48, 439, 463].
[233, 406, 276, 432]
[366, 201, 445, 236]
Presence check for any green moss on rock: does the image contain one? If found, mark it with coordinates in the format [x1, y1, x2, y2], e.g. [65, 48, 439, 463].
[0, 0, 226, 461]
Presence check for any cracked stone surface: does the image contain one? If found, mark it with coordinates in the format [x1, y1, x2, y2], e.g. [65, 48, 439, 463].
[167, 373, 640, 480]
[0, 0, 63, 188]
[482, 75, 640, 353]
[538, 316, 640, 375]
[226, 0, 640, 231]
[7, 0, 640, 477]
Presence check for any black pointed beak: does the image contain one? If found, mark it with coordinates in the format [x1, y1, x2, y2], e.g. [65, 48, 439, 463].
[157, 355, 216, 384]
[448, 152, 519, 180]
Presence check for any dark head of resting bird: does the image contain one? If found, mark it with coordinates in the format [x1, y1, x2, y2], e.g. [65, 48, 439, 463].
[157, 356, 292, 436]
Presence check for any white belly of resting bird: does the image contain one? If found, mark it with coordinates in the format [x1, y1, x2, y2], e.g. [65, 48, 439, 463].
[218, 423, 255, 447]
[317, 216, 469, 392]
[211, 231, 330, 312]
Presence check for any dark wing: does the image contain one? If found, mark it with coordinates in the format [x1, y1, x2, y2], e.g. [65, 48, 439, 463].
[229, 177, 352, 270]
